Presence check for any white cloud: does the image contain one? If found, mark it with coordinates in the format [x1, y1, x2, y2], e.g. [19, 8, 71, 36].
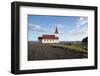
[29, 23, 69, 34]
[80, 17, 84, 21]
[29, 23, 41, 30]
[67, 17, 88, 41]
[28, 23, 52, 32]
[80, 20, 87, 25]
[76, 17, 88, 28]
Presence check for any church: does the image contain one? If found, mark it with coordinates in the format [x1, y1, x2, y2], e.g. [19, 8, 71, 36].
[38, 27, 59, 43]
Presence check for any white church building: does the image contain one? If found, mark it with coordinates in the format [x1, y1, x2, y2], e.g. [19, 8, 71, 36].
[38, 27, 59, 43]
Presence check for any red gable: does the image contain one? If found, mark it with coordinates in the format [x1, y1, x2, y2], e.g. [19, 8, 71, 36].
[38, 35, 58, 39]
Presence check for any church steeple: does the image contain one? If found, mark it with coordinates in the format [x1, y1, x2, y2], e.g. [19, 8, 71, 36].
[55, 27, 58, 34]
[55, 27, 59, 37]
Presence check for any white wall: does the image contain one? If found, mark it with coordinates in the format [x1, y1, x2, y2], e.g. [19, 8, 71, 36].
[42, 39, 59, 43]
[0, 0, 99, 76]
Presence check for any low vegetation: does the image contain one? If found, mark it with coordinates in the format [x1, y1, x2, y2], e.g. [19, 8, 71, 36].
[47, 42, 88, 57]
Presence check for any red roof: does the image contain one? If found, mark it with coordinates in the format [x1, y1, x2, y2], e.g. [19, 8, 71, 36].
[38, 35, 58, 39]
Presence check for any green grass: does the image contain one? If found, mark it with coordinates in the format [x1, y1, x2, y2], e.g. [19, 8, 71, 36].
[47, 43, 88, 57]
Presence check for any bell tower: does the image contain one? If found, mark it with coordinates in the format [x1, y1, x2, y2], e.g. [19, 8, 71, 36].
[55, 27, 59, 37]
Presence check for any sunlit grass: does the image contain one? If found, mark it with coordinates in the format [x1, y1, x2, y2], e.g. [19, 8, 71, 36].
[47, 43, 88, 57]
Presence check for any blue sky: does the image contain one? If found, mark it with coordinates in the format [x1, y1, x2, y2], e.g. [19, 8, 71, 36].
[28, 15, 88, 41]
